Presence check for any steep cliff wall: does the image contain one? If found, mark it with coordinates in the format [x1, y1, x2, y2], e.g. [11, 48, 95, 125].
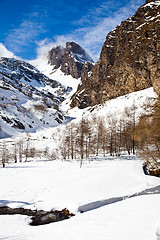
[71, 0, 160, 109]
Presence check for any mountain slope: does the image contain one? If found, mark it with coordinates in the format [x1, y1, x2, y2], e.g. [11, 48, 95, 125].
[0, 57, 68, 138]
[31, 42, 94, 99]
[0, 41, 95, 137]
[71, 0, 160, 109]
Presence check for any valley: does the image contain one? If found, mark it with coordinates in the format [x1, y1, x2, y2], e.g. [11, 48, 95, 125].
[0, 0, 160, 239]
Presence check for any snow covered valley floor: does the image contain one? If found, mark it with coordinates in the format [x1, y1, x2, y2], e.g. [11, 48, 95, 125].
[0, 157, 160, 240]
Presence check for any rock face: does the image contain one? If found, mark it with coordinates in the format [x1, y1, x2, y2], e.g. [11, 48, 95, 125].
[48, 42, 94, 81]
[71, 1, 160, 109]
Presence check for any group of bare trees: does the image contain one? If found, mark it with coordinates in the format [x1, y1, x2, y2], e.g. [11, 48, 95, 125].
[0, 133, 53, 167]
[134, 98, 160, 174]
[1, 98, 159, 174]
[59, 105, 138, 167]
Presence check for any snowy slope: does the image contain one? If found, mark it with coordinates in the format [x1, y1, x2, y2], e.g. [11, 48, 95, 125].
[0, 43, 17, 59]
[0, 87, 156, 155]
[30, 54, 81, 97]
[0, 158, 160, 240]
[0, 84, 159, 240]
[0, 57, 69, 138]
[64, 87, 157, 123]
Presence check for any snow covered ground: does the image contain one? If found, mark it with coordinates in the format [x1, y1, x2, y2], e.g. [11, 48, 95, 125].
[0, 83, 159, 239]
[66, 87, 157, 120]
[0, 156, 160, 240]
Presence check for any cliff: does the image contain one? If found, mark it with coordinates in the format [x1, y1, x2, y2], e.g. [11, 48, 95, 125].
[71, 0, 160, 109]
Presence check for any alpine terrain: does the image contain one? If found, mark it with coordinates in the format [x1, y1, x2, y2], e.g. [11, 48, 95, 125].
[71, 0, 160, 108]
[0, 1, 160, 240]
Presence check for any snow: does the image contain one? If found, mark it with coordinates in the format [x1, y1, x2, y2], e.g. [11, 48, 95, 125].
[0, 85, 159, 239]
[0, 157, 160, 239]
[73, 52, 94, 63]
[29, 54, 81, 114]
[143, 1, 160, 8]
[0, 81, 64, 138]
[67, 87, 157, 121]
[30, 54, 80, 96]
[0, 43, 17, 59]
[0, 53, 159, 240]
[136, 13, 160, 30]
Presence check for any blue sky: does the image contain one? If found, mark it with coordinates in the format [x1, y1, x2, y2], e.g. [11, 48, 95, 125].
[0, 0, 144, 61]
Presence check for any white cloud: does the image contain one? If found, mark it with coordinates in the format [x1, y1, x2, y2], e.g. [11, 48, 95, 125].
[35, 38, 67, 59]
[4, 6, 46, 55]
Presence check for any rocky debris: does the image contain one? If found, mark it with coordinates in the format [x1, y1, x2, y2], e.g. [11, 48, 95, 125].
[48, 42, 94, 81]
[71, 1, 160, 109]
[0, 206, 74, 226]
[30, 208, 74, 226]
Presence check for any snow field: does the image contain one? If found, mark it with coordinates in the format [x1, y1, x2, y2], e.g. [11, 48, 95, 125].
[0, 157, 160, 239]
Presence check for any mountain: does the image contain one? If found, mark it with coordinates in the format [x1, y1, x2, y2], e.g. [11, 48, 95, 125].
[48, 42, 94, 80]
[30, 42, 94, 102]
[71, 0, 160, 109]
[0, 57, 68, 138]
[0, 41, 94, 137]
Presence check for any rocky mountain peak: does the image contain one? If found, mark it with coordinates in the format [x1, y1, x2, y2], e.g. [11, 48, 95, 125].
[48, 42, 94, 80]
[71, 0, 160, 109]
[66, 42, 85, 55]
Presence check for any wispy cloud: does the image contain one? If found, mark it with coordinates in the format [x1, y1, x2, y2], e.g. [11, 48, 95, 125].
[36, 0, 144, 61]
[5, 0, 144, 61]
[4, 5, 47, 55]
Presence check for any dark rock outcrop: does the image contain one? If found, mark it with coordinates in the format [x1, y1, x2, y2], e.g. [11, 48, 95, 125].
[146, 0, 156, 3]
[48, 42, 94, 81]
[0, 206, 74, 226]
[71, 1, 160, 109]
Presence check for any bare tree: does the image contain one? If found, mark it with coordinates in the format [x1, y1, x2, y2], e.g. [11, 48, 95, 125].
[14, 142, 17, 163]
[18, 139, 23, 162]
[76, 118, 91, 167]
[93, 119, 107, 156]
[24, 132, 30, 162]
[1, 141, 8, 167]
[107, 115, 118, 156]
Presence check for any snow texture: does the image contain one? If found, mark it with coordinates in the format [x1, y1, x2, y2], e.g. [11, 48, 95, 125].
[0, 158, 160, 240]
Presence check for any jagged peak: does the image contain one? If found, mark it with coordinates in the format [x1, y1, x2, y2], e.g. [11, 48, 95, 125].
[48, 42, 94, 64]
[47, 41, 94, 80]
[66, 42, 85, 55]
